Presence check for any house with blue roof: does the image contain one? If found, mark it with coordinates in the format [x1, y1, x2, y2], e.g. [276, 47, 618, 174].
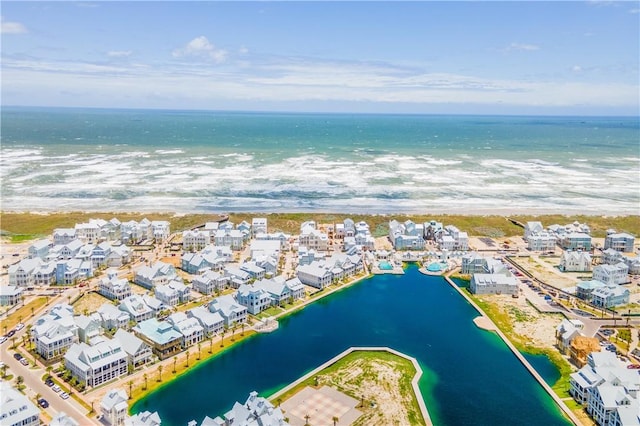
[133, 318, 183, 359]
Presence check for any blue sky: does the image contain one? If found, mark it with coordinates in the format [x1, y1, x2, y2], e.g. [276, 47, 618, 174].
[2, 1, 639, 115]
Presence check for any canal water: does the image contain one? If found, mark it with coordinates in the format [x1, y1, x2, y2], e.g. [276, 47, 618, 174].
[132, 266, 570, 425]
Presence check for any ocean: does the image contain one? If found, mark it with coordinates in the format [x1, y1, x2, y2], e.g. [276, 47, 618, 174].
[1, 106, 638, 214]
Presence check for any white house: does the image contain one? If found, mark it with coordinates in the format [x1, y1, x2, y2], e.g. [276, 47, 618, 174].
[113, 329, 152, 368]
[604, 231, 635, 253]
[389, 220, 425, 250]
[591, 286, 630, 308]
[593, 262, 629, 286]
[167, 312, 204, 348]
[192, 271, 229, 295]
[470, 273, 518, 295]
[252, 218, 268, 236]
[208, 295, 247, 327]
[101, 388, 129, 426]
[99, 272, 132, 301]
[97, 303, 131, 331]
[183, 230, 211, 251]
[187, 306, 224, 337]
[0, 381, 40, 426]
[236, 284, 272, 315]
[524, 221, 544, 240]
[0, 285, 23, 306]
[297, 262, 333, 289]
[527, 232, 556, 252]
[556, 319, 584, 354]
[119, 295, 155, 323]
[32, 304, 78, 360]
[559, 251, 592, 272]
[64, 337, 128, 388]
[134, 262, 179, 289]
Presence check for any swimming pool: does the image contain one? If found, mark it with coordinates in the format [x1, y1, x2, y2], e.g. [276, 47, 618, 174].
[427, 262, 447, 272]
[379, 261, 393, 270]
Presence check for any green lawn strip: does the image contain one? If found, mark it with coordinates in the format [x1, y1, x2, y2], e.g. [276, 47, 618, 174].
[3, 297, 48, 331]
[270, 350, 425, 426]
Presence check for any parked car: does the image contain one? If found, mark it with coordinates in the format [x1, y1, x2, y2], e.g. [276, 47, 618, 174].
[51, 385, 61, 393]
[45, 379, 54, 387]
[13, 353, 22, 361]
[38, 398, 49, 408]
[59, 392, 69, 400]
[15, 323, 24, 331]
[0, 336, 7, 344]
[20, 358, 29, 366]
[7, 330, 15, 337]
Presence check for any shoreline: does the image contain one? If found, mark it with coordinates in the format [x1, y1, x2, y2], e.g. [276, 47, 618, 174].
[126, 271, 375, 410]
[443, 274, 580, 425]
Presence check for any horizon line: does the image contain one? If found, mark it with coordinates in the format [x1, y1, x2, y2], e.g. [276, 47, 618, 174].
[3, 104, 639, 118]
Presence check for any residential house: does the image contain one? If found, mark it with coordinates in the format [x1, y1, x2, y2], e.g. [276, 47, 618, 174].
[101, 389, 129, 426]
[151, 221, 170, 242]
[249, 240, 281, 261]
[388, 220, 425, 250]
[134, 262, 178, 289]
[113, 329, 152, 368]
[119, 295, 155, 323]
[236, 284, 272, 315]
[604, 231, 635, 253]
[133, 318, 183, 360]
[0, 381, 40, 426]
[524, 221, 544, 240]
[214, 391, 289, 426]
[253, 276, 305, 307]
[224, 267, 251, 288]
[32, 304, 78, 360]
[28, 238, 52, 259]
[208, 295, 248, 327]
[97, 303, 131, 331]
[527, 233, 556, 252]
[53, 228, 77, 245]
[50, 412, 80, 426]
[442, 225, 469, 251]
[192, 271, 229, 295]
[254, 232, 291, 251]
[576, 280, 607, 302]
[559, 233, 592, 251]
[424, 220, 444, 241]
[470, 274, 518, 295]
[602, 248, 623, 266]
[461, 252, 508, 275]
[240, 262, 266, 281]
[125, 411, 162, 426]
[570, 351, 617, 405]
[75, 315, 101, 343]
[593, 262, 629, 286]
[8, 258, 41, 287]
[252, 218, 267, 237]
[0, 285, 23, 306]
[167, 312, 204, 348]
[298, 227, 329, 252]
[297, 262, 333, 289]
[556, 319, 584, 354]
[106, 245, 132, 268]
[64, 337, 128, 387]
[559, 251, 592, 272]
[214, 229, 245, 251]
[187, 306, 224, 337]
[99, 272, 132, 301]
[591, 286, 630, 308]
[154, 280, 190, 307]
[183, 230, 210, 252]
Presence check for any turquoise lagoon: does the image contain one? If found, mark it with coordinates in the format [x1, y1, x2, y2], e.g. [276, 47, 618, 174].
[132, 266, 570, 425]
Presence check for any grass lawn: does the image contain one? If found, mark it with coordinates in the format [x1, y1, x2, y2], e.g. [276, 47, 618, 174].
[2, 212, 638, 239]
[3, 297, 48, 331]
[72, 291, 111, 315]
[272, 350, 426, 426]
[254, 305, 284, 320]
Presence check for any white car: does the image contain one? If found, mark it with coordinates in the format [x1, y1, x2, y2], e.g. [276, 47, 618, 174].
[59, 392, 69, 399]
[15, 323, 24, 331]
[51, 385, 61, 393]
[0, 336, 7, 344]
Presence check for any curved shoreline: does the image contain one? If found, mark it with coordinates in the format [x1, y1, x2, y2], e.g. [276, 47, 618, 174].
[442, 275, 581, 426]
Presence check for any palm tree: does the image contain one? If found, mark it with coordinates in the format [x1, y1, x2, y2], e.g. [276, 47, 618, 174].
[173, 356, 177, 374]
[209, 336, 213, 354]
[241, 322, 246, 336]
[197, 342, 202, 360]
[157, 364, 163, 382]
[304, 414, 311, 426]
[128, 380, 133, 399]
[30, 306, 35, 317]
[1, 364, 7, 379]
[143, 373, 148, 390]
[221, 327, 227, 347]
[185, 350, 190, 367]
[332, 416, 339, 426]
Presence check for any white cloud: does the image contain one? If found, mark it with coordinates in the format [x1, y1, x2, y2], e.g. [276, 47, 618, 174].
[506, 42, 540, 52]
[1, 17, 27, 34]
[629, 8, 640, 14]
[238, 46, 249, 55]
[172, 36, 228, 63]
[107, 50, 133, 58]
[572, 65, 582, 72]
